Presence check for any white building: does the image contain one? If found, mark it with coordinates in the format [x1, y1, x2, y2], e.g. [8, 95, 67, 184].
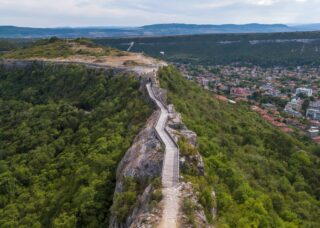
[284, 98, 304, 118]
[308, 127, 319, 138]
[307, 109, 320, 121]
[284, 108, 303, 118]
[285, 98, 303, 111]
[308, 101, 320, 111]
[306, 101, 320, 120]
[296, 87, 313, 97]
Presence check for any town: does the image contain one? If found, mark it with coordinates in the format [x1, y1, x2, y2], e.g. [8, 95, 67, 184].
[177, 63, 320, 143]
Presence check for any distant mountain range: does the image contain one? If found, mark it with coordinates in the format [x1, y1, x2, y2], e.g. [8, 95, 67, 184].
[1, 23, 320, 38]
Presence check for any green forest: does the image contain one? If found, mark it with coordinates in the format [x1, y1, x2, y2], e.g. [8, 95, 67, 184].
[3, 32, 320, 67]
[95, 32, 320, 67]
[0, 40, 17, 52]
[159, 66, 320, 227]
[0, 63, 152, 227]
[0, 39, 33, 53]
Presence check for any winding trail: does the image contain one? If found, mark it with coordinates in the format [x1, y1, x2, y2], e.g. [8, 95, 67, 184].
[146, 83, 180, 227]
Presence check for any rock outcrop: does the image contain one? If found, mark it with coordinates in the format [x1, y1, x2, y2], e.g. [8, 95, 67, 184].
[179, 182, 216, 228]
[114, 110, 163, 191]
[109, 89, 164, 228]
[166, 105, 204, 175]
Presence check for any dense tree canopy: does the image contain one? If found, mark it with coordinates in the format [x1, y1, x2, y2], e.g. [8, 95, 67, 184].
[0, 63, 152, 227]
[159, 66, 320, 227]
[95, 32, 320, 67]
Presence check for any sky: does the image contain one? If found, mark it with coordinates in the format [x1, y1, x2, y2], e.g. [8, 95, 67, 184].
[0, 0, 320, 27]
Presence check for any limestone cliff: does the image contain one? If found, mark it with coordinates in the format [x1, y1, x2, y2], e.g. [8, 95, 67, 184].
[109, 85, 165, 228]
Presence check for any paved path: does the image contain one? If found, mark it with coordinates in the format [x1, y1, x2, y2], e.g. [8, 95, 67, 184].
[146, 83, 180, 227]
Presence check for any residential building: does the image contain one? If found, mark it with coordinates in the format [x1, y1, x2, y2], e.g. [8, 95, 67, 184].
[308, 100, 320, 111]
[308, 127, 319, 138]
[306, 101, 320, 121]
[296, 87, 313, 97]
[284, 98, 303, 118]
[230, 87, 251, 97]
[285, 98, 303, 112]
[307, 109, 320, 121]
[285, 108, 303, 118]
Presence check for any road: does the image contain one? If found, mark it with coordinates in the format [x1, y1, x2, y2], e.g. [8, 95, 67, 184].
[146, 83, 180, 227]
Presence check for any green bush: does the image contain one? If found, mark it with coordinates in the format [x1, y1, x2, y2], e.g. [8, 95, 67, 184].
[151, 177, 162, 189]
[111, 177, 139, 222]
[111, 191, 137, 223]
[178, 137, 198, 156]
[183, 198, 198, 227]
[151, 189, 163, 203]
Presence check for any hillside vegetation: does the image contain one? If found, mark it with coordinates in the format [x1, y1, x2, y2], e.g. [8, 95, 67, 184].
[159, 66, 320, 227]
[0, 63, 152, 227]
[0, 40, 19, 52]
[95, 32, 320, 67]
[1, 38, 123, 59]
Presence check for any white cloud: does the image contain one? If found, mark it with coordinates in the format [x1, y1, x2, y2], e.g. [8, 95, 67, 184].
[0, 0, 319, 27]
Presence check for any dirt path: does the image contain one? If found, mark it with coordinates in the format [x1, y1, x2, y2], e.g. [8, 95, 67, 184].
[146, 83, 180, 227]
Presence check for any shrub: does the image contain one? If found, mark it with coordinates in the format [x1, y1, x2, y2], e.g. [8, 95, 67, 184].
[183, 198, 198, 227]
[111, 177, 139, 222]
[151, 189, 163, 203]
[151, 177, 162, 189]
[178, 137, 197, 156]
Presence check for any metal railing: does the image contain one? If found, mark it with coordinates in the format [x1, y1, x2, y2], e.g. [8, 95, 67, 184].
[164, 119, 180, 183]
[148, 83, 180, 183]
[146, 84, 166, 179]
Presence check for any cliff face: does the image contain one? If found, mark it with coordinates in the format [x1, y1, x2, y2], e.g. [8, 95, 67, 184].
[109, 85, 165, 228]
[114, 110, 163, 192]
[166, 105, 204, 176]
[109, 70, 215, 227]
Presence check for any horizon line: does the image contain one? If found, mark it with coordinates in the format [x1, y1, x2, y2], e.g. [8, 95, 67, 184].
[1, 22, 320, 29]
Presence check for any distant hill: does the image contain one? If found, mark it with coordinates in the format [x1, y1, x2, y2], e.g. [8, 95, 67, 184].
[1, 23, 320, 38]
[0, 26, 139, 38]
[293, 23, 320, 31]
[141, 23, 293, 34]
[95, 31, 320, 67]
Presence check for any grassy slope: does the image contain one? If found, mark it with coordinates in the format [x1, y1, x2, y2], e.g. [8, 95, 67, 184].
[0, 63, 152, 227]
[159, 66, 320, 227]
[0, 38, 123, 59]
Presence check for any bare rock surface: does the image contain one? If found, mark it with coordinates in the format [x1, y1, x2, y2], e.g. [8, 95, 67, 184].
[179, 182, 215, 228]
[109, 109, 165, 228]
[166, 105, 205, 175]
[115, 111, 163, 191]
[127, 184, 163, 228]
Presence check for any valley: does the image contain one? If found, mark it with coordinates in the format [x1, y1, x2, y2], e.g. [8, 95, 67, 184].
[0, 35, 320, 227]
[2, 0, 320, 227]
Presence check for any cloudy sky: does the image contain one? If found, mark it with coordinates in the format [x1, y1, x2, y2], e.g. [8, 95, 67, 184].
[0, 0, 319, 27]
